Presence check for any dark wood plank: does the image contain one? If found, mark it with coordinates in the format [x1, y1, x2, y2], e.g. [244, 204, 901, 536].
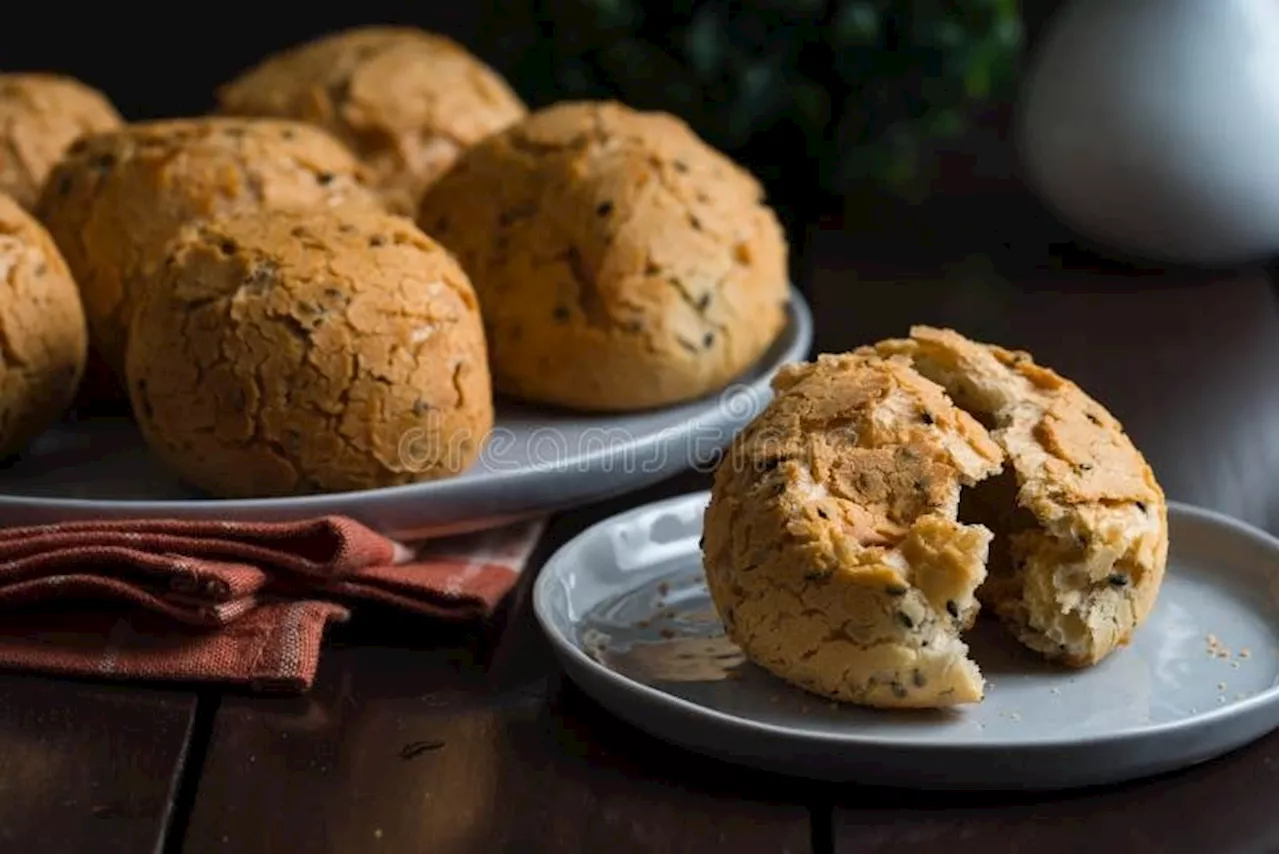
[833, 733, 1278, 854]
[0, 675, 196, 854]
[182, 652, 810, 854]
[806, 228, 1279, 532]
[183, 473, 811, 854]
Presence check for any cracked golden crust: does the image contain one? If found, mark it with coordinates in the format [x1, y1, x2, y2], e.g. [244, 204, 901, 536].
[0, 73, 122, 210]
[35, 117, 383, 387]
[216, 26, 527, 215]
[124, 206, 493, 498]
[0, 192, 87, 457]
[702, 353, 1003, 708]
[417, 100, 789, 412]
[869, 326, 1168, 666]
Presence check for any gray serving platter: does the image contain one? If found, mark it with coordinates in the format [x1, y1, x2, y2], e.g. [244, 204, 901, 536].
[533, 490, 1280, 790]
[0, 290, 812, 540]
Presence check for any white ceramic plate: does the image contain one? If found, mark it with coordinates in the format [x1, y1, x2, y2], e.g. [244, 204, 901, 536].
[534, 490, 1280, 790]
[0, 291, 813, 540]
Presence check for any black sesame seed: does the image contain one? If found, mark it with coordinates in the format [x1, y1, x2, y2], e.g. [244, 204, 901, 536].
[912, 669, 926, 687]
[673, 160, 688, 173]
[920, 411, 934, 425]
[698, 535, 705, 549]
[219, 240, 237, 255]
[1086, 412, 1102, 425]
[596, 200, 613, 217]
[804, 570, 830, 582]
[689, 215, 702, 231]
[885, 585, 908, 596]
[945, 600, 959, 618]
[369, 235, 386, 247]
[696, 293, 711, 311]
[1135, 501, 1147, 513]
[316, 171, 335, 186]
[891, 684, 908, 699]
[816, 508, 828, 520]
[1108, 573, 1128, 587]
[552, 306, 570, 322]
[702, 331, 715, 349]
[1079, 462, 1094, 471]
[896, 612, 914, 630]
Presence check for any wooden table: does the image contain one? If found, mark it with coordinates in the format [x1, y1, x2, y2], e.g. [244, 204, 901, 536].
[1, 226, 1276, 854]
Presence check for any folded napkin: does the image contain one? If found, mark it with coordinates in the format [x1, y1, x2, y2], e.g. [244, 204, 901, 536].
[0, 516, 545, 692]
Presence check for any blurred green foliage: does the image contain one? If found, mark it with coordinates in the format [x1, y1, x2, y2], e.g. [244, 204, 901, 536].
[477, 0, 1022, 202]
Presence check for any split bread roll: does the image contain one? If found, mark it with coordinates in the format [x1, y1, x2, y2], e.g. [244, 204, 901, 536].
[702, 326, 1168, 709]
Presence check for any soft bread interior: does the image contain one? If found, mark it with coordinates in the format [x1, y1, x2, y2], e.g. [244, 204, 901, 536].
[895, 331, 1159, 666]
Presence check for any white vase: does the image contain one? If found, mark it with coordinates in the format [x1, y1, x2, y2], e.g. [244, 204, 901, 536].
[1018, 0, 1279, 265]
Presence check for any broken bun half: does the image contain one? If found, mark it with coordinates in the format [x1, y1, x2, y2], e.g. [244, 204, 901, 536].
[702, 326, 1168, 709]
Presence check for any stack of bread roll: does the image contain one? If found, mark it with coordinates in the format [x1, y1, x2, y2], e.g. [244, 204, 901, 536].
[0, 25, 792, 498]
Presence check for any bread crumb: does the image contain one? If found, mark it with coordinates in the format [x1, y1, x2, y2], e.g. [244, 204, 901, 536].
[374, 828, 383, 839]
[1217, 682, 1227, 691]
[1205, 634, 1234, 658]
[1230, 661, 1241, 669]
[1239, 648, 1252, 658]
[1050, 687, 1062, 694]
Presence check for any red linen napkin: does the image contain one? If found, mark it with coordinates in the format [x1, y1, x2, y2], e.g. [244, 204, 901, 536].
[0, 516, 545, 693]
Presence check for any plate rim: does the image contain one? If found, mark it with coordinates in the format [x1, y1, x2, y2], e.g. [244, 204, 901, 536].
[0, 287, 812, 516]
[533, 490, 1280, 753]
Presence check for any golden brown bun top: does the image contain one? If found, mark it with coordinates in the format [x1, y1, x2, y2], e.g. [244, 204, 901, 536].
[866, 325, 1165, 517]
[217, 26, 524, 138]
[35, 116, 383, 376]
[216, 26, 527, 212]
[0, 73, 122, 209]
[148, 204, 478, 311]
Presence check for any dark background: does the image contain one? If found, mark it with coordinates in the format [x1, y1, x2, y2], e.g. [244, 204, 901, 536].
[2, 8, 490, 121]
[0, 5, 1062, 120]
